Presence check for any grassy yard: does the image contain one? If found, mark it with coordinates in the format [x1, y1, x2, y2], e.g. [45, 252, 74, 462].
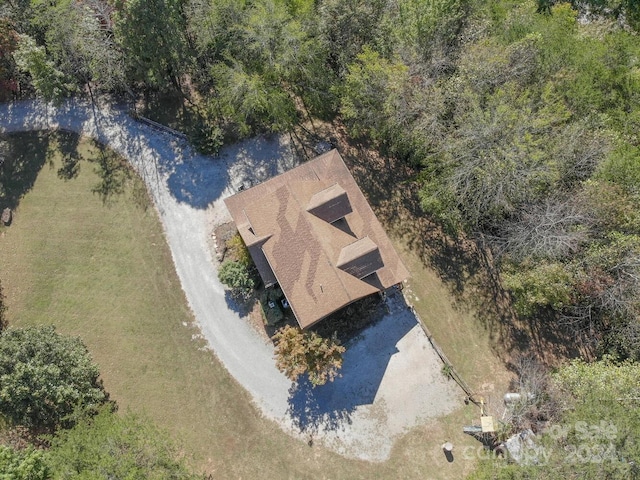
[0, 130, 506, 479]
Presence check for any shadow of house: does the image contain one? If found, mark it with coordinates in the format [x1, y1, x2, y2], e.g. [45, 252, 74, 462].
[165, 135, 296, 210]
[287, 293, 417, 434]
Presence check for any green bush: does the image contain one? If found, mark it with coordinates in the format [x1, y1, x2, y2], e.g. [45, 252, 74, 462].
[218, 260, 255, 299]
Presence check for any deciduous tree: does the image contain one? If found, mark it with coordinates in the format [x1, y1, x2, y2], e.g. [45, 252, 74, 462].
[114, 0, 189, 91]
[273, 325, 345, 386]
[340, 46, 409, 143]
[44, 1, 125, 94]
[0, 445, 49, 480]
[0, 325, 109, 433]
[12, 34, 71, 102]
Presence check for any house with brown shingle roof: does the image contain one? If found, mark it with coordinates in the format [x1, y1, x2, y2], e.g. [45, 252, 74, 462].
[224, 149, 409, 329]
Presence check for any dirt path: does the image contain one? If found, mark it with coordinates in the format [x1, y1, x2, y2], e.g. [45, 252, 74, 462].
[0, 98, 460, 461]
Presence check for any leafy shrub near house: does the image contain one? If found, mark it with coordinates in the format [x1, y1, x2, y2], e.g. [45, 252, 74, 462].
[225, 232, 252, 266]
[272, 325, 345, 386]
[218, 260, 255, 299]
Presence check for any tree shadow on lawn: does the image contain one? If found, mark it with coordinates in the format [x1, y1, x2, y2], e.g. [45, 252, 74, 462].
[0, 131, 52, 212]
[286, 296, 417, 435]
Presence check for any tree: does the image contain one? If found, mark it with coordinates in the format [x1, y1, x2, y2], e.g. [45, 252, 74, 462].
[0, 325, 109, 433]
[421, 83, 568, 230]
[598, 144, 640, 196]
[0, 18, 19, 101]
[385, 0, 466, 68]
[317, 0, 387, 76]
[340, 46, 409, 143]
[579, 233, 640, 359]
[114, 0, 189, 91]
[470, 357, 640, 479]
[218, 259, 255, 299]
[12, 34, 71, 102]
[0, 445, 49, 480]
[272, 325, 345, 386]
[200, 0, 332, 137]
[44, 1, 125, 94]
[495, 196, 593, 261]
[502, 354, 561, 434]
[536, 1, 640, 31]
[502, 260, 574, 318]
[46, 408, 198, 479]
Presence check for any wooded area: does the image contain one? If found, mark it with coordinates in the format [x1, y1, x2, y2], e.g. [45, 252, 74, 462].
[1, 0, 639, 477]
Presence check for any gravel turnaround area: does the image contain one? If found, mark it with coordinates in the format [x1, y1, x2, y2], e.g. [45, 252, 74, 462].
[0, 98, 460, 461]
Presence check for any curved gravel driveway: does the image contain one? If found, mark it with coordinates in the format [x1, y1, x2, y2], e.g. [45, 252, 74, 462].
[0, 98, 460, 461]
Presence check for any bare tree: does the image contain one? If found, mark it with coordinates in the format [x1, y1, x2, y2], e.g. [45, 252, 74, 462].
[494, 196, 593, 261]
[503, 354, 561, 433]
[554, 118, 612, 187]
[594, 250, 640, 358]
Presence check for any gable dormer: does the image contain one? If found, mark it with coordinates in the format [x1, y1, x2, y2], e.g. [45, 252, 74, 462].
[306, 184, 352, 224]
[336, 237, 384, 279]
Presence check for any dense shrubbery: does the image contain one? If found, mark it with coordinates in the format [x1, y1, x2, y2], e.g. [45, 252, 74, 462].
[46, 407, 198, 479]
[218, 233, 256, 299]
[0, 326, 197, 478]
[4, 0, 637, 359]
[470, 357, 640, 480]
[218, 260, 255, 299]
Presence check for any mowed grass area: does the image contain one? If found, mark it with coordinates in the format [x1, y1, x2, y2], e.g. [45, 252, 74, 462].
[0, 130, 495, 479]
[397, 241, 513, 394]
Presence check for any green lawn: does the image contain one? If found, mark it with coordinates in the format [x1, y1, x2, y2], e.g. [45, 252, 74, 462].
[0, 130, 496, 479]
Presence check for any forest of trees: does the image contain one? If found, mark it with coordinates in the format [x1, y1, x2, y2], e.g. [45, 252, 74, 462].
[1, 0, 640, 477]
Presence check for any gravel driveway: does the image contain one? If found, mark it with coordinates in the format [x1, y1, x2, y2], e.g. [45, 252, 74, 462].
[0, 98, 460, 461]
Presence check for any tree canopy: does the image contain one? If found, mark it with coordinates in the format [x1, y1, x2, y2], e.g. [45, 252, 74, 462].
[0, 445, 49, 480]
[46, 407, 198, 479]
[2, 0, 640, 475]
[273, 325, 345, 386]
[471, 357, 640, 480]
[0, 325, 109, 433]
[218, 259, 255, 299]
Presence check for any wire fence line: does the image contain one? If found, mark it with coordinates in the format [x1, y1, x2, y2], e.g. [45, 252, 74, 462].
[130, 111, 188, 141]
[403, 295, 480, 406]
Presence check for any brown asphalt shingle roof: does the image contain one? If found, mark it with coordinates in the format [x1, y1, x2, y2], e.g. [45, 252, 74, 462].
[224, 149, 409, 329]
